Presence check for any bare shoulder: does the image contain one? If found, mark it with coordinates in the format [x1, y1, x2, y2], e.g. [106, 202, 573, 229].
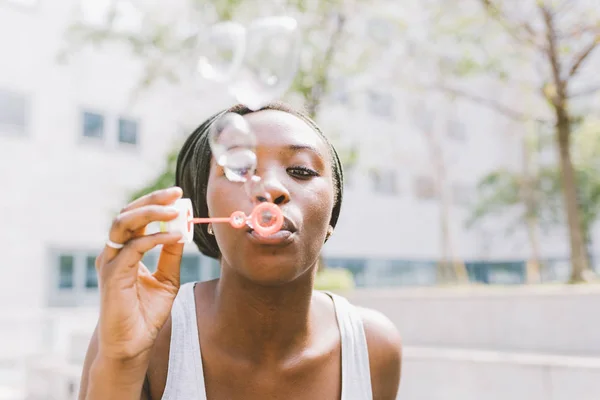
[356, 306, 402, 400]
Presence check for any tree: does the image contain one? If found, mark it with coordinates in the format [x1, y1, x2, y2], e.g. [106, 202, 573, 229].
[415, 0, 600, 282]
[410, 96, 469, 284]
[468, 119, 600, 282]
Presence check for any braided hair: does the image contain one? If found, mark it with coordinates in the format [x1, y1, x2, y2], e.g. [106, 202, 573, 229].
[175, 102, 344, 259]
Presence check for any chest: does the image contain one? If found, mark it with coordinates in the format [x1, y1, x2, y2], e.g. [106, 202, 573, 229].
[148, 335, 343, 400]
[201, 350, 342, 400]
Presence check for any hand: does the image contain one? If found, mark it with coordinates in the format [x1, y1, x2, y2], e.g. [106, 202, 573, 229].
[95, 187, 185, 361]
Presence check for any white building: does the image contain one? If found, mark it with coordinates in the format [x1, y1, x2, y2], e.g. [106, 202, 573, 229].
[0, 0, 586, 311]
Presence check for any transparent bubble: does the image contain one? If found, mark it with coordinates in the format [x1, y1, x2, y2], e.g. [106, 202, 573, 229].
[228, 16, 301, 110]
[209, 113, 256, 167]
[222, 148, 257, 183]
[197, 21, 246, 83]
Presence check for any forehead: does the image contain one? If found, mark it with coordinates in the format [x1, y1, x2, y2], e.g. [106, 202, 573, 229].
[243, 110, 329, 155]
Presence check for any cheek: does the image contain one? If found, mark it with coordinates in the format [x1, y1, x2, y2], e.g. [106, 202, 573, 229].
[206, 175, 249, 217]
[300, 181, 335, 229]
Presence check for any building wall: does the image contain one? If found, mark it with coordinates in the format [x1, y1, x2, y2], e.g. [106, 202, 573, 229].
[0, 0, 590, 310]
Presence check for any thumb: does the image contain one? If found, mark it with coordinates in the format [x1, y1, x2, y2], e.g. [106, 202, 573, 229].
[154, 242, 184, 287]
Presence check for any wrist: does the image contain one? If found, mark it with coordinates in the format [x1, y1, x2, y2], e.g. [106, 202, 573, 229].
[92, 350, 150, 376]
[86, 351, 150, 398]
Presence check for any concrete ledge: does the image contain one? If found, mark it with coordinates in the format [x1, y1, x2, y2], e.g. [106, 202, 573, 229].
[347, 285, 600, 355]
[400, 346, 600, 400]
[405, 346, 600, 368]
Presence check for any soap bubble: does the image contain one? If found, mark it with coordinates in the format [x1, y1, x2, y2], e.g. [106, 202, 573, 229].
[209, 112, 255, 163]
[228, 16, 301, 110]
[222, 148, 257, 183]
[197, 21, 246, 83]
[209, 113, 258, 183]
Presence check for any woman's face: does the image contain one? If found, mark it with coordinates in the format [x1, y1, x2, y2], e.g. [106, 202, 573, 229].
[205, 110, 335, 285]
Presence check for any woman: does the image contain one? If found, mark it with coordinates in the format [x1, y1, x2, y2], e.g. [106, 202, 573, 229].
[78, 103, 402, 399]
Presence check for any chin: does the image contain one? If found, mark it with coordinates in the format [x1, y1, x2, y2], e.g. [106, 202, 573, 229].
[236, 254, 307, 286]
[219, 231, 319, 286]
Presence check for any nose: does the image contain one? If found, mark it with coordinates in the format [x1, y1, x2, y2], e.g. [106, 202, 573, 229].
[253, 170, 290, 206]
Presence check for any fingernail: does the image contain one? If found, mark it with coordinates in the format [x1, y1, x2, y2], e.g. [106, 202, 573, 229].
[167, 187, 182, 195]
[166, 206, 179, 213]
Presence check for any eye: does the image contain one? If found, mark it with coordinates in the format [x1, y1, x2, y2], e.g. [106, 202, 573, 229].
[287, 166, 320, 179]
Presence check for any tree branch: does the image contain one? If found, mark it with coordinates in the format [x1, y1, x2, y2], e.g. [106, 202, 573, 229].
[426, 84, 549, 123]
[306, 13, 347, 118]
[539, 4, 567, 108]
[479, 0, 541, 49]
[569, 37, 600, 78]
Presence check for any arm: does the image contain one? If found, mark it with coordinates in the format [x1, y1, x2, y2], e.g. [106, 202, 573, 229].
[78, 326, 152, 400]
[358, 307, 403, 400]
[78, 187, 186, 400]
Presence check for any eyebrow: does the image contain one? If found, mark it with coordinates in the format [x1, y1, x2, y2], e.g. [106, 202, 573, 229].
[286, 144, 325, 160]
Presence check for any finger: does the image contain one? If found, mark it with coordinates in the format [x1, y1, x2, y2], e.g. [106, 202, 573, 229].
[104, 186, 183, 260]
[104, 205, 180, 263]
[100, 232, 183, 285]
[154, 242, 185, 288]
[121, 187, 183, 214]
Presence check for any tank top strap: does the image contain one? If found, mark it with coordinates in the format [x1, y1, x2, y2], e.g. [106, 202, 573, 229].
[324, 291, 373, 400]
[161, 282, 207, 400]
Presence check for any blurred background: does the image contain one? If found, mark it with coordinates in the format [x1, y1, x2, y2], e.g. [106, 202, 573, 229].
[1, 0, 599, 399]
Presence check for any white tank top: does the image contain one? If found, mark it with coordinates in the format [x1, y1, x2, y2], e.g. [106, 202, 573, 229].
[161, 282, 373, 400]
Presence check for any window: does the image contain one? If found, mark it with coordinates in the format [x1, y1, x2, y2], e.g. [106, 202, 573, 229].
[118, 117, 138, 145]
[82, 111, 104, 139]
[58, 255, 75, 289]
[49, 250, 214, 307]
[369, 169, 398, 195]
[85, 255, 98, 288]
[0, 89, 28, 135]
[413, 176, 437, 200]
[366, 90, 394, 119]
[180, 254, 200, 284]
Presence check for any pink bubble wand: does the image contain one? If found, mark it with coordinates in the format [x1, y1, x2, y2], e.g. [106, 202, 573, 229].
[191, 202, 284, 237]
[164, 200, 284, 243]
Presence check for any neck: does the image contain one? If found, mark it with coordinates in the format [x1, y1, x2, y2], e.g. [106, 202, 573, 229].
[209, 263, 317, 364]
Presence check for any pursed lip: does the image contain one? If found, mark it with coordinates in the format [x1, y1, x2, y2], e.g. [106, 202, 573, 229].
[247, 229, 295, 245]
[246, 215, 298, 246]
